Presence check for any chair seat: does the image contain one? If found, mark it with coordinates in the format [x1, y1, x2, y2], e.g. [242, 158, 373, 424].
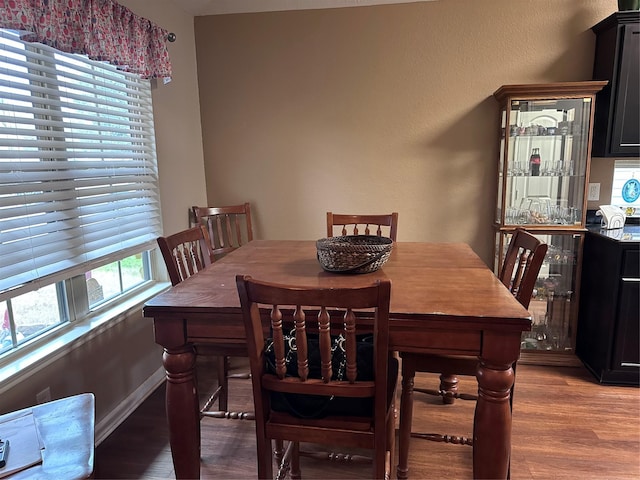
[268, 411, 374, 432]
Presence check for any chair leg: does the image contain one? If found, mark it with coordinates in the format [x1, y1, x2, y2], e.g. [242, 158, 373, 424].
[216, 355, 229, 412]
[257, 437, 274, 480]
[273, 439, 284, 465]
[290, 442, 301, 480]
[374, 441, 387, 480]
[439, 373, 459, 405]
[386, 402, 396, 480]
[376, 405, 395, 480]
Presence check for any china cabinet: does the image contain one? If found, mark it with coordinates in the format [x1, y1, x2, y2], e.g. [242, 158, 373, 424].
[591, 11, 640, 157]
[492, 82, 606, 364]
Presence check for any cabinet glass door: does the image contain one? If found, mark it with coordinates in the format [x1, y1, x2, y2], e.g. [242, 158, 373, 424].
[498, 98, 592, 228]
[495, 231, 582, 353]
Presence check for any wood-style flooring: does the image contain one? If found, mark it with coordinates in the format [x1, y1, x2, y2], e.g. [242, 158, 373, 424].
[94, 357, 640, 479]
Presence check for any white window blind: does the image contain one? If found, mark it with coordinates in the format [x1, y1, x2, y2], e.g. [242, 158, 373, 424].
[0, 30, 161, 299]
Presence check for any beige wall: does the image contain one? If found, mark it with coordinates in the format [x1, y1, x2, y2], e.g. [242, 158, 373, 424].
[588, 157, 616, 210]
[195, 0, 618, 265]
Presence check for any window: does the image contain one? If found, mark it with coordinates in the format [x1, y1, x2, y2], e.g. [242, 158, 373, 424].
[611, 159, 640, 218]
[0, 29, 161, 357]
[1, 283, 63, 351]
[0, 253, 152, 354]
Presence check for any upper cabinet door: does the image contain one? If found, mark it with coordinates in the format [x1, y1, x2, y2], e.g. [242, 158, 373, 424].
[592, 11, 640, 158]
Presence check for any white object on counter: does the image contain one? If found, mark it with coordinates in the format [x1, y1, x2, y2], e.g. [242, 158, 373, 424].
[596, 205, 626, 230]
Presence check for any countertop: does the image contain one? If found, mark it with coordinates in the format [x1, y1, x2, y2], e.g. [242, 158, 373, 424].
[586, 224, 640, 243]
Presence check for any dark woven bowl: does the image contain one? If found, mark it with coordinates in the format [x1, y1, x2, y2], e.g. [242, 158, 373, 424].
[316, 235, 393, 274]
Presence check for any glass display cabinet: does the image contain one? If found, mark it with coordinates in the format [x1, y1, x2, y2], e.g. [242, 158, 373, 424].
[492, 82, 606, 364]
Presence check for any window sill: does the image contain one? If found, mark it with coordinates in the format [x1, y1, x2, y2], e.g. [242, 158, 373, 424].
[0, 282, 170, 394]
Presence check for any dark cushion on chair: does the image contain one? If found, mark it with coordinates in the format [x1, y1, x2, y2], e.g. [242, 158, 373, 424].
[265, 333, 398, 419]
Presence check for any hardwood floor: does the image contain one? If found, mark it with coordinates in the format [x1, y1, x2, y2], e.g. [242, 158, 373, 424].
[94, 357, 640, 479]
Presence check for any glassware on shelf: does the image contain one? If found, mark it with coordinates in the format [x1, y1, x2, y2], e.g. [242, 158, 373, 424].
[520, 282, 575, 351]
[545, 243, 577, 265]
[545, 289, 573, 351]
[519, 196, 552, 224]
[553, 160, 564, 176]
[550, 206, 581, 225]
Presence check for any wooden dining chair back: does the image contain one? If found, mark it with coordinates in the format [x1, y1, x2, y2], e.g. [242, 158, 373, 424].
[157, 225, 214, 286]
[157, 226, 252, 423]
[498, 228, 548, 309]
[327, 212, 398, 241]
[192, 203, 253, 258]
[236, 275, 397, 479]
[397, 229, 548, 478]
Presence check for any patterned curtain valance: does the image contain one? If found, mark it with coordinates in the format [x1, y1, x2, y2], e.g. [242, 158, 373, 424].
[0, 0, 172, 79]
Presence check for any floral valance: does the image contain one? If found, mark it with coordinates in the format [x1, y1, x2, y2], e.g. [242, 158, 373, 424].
[0, 0, 172, 79]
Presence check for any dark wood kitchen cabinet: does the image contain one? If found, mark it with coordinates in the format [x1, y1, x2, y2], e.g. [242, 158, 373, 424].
[591, 11, 640, 157]
[576, 227, 640, 385]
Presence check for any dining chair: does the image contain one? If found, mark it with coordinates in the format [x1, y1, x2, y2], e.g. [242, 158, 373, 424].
[398, 228, 547, 469]
[157, 226, 253, 421]
[157, 225, 213, 285]
[191, 202, 255, 414]
[236, 275, 397, 479]
[327, 212, 399, 241]
[192, 202, 253, 259]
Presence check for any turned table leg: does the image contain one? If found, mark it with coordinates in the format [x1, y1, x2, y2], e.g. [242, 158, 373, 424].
[163, 346, 201, 479]
[473, 331, 519, 480]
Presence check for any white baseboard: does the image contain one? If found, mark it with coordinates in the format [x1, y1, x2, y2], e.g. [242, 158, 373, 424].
[95, 366, 166, 445]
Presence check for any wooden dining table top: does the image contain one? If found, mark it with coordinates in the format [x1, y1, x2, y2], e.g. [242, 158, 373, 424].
[144, 239, 531, 332]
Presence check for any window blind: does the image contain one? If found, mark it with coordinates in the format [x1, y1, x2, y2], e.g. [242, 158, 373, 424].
[0, 30, 161, 299]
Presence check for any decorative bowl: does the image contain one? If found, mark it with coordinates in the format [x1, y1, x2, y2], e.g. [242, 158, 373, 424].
[316, 235, 393, 274]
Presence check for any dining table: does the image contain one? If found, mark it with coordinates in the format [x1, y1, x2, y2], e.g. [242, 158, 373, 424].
[143, 240, 531, 479]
